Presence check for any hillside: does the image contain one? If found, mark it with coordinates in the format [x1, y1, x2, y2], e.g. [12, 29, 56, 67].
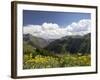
[23, 34, 50, 48]
[45, 33, 91, 54]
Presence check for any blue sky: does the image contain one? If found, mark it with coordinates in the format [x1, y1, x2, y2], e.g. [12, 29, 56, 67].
[23, 10, 91, 27]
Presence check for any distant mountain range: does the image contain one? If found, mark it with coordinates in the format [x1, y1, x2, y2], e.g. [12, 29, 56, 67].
[23, 33, 91, 54]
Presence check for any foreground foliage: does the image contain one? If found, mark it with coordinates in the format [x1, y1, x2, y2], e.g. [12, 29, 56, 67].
[23, 53, 91, 69]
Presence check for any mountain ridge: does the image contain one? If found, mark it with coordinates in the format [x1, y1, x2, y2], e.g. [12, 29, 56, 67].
[23, 33, 91, 54]
[44, 33, 91, 54]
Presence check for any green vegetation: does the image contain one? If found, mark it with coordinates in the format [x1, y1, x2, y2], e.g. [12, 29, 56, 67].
[23, 48, 91, 69]
[23, 33, 91, 69]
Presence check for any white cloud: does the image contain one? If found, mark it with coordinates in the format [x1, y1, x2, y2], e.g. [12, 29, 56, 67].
[24, 19, 91, 39]
[42, 22, 59, 30]
[66, 19, 91, 35]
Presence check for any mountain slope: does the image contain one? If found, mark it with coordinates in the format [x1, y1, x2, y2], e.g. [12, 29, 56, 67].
[23, 34, 50, 48]
[44, 33, 91, 54]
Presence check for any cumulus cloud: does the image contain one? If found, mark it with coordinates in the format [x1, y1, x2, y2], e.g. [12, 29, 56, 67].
[66, 19, 91, 35]
[23, 19, 91, 39]
[42, 22, 59, 30]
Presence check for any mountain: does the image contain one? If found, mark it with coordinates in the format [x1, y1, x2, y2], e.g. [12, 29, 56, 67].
[44, 33, 91, 54]
[78, 33, 91, 54]
[23, 34, 51, 48]
[23, 33, 91, 54]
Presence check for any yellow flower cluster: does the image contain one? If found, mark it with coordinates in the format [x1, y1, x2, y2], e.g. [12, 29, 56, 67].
[23, 54, 91, 69]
